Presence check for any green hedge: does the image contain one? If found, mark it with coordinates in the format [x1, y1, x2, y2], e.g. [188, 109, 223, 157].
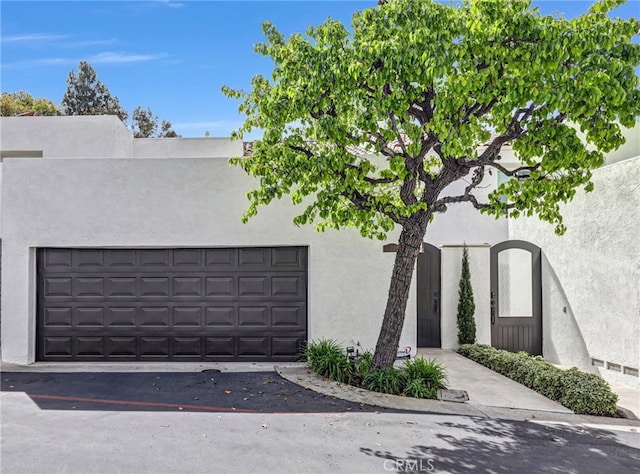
[457, 344, 618, 416]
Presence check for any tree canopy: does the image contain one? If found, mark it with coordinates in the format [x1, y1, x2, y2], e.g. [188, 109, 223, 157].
[59, 61, 179, 137]
[131, 106, 180, 138]
[224, 0, 639, 368]
[1, 91, 60, 116]
[62, 61, 129, 122]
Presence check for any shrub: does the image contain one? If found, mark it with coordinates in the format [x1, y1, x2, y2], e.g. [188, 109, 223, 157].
[304, 340, 447, 400]
[403, 378, 436, 399]
[457, 344, 618, 416]
[363, 366, 405, 395]
[351, 351, 373, 385]
[560, 368, 618, 416]
[456, 245, 476, 345]
[304, 339, 353, 383]
[403, 357, 448, 392]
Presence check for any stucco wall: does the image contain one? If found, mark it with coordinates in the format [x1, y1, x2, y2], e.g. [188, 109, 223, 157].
[509, 157, 640, 388]
[133, 138, 241, 158]
[0, 116, 133, 158]
[440, 245, 491, 350]
[1, 155, 418, 364]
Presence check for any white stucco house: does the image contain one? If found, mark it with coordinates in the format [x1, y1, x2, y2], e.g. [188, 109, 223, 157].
[0, 115, 637, 389]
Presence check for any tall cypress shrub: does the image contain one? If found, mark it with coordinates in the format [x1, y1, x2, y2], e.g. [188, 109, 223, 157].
[457, 245, 476, 345]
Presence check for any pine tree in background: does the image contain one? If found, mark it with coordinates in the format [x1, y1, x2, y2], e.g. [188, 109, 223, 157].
[457, 245, 476, 345]
[62, 61, 128, 122]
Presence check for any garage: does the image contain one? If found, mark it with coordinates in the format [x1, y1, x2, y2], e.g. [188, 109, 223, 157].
[37, 247, 307, 362]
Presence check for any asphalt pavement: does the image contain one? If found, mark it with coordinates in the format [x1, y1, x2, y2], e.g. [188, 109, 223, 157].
[1, 351, 639, 474]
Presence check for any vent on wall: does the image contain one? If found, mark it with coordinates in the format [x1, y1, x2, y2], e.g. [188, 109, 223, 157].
[592, 358, 638, 377]
[0, 150, 44, 161]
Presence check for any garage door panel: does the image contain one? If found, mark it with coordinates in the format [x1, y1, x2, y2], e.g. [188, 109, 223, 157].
[42, 336, 73, 357]
[44, 278, 73, 297]
[173, 249, 202, 266]
[140, 249, 171, 267]
[106, 336, 137, 357]
[205, 249, 236, 268]
[107, 277, 138, 297]
[272, 337, 301, 357]
[106, 307, 137, 327]
[75, 307, 105, 327]
[139, 307, 170, 327]
[140, 337, 170, 357]
[172, 306, 203, 327]
[205, 306, 236, 327]
[74, 249, 105, 267]
[75, 277, 105, 298]
[238, 306, 269, 326]
[238, 276, 269, 298]
[37, 247, 307, 361]
[45, 249, 73, 268]
[271, 276, 304, 299]
[106, 250, 137, 268]
[173, 277, 202, 297]
[271, 306, 304, 327]
[44, 307, 73, 327]
[238, 337, 269, 357]
[272, 248, 306, 270]
[76, 336, 104, 357]
[205, 277, 235, 298]
[206, 337, 236, 357]
[140, 277, 170, 297]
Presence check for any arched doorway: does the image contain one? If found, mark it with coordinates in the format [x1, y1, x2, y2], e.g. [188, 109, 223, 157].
[490, 240, 542, 355]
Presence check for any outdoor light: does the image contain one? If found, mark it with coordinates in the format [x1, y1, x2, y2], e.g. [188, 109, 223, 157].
[515, 169, 531, 182]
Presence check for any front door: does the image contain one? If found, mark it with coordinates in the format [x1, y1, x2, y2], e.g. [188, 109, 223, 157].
[417, 243, 441, 347]
[490, 240, 542, 355]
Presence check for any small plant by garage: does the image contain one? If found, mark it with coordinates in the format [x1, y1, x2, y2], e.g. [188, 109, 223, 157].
[456, 245, 476, 345]
[304, 339, 447, 399]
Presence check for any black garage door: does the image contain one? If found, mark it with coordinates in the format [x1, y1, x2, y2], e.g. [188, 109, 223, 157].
[37, 247, 307, 362]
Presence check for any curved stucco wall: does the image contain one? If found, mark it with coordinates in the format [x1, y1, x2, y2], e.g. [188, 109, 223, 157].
[509, 157, 640, 388]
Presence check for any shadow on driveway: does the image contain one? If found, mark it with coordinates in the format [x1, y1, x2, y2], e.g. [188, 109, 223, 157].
[1, 371, 419, 414]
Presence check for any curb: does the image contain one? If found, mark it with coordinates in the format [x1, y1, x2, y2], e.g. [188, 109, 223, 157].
[276, 365, 640, 428]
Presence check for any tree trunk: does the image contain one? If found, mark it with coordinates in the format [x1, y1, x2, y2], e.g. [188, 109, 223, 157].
[372, 224, 426, 369]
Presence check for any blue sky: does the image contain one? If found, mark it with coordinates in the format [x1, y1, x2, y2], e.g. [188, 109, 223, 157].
[1, 0, 638, 138]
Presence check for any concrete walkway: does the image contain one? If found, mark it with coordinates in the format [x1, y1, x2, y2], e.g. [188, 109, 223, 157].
[277, 349, 639, 427]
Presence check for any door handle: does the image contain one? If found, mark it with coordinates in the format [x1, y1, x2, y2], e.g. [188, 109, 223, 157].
[433, 291, 439, 314]
[490, 291, 496, 324]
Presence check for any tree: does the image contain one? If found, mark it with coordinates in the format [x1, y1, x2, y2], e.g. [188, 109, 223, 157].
[62, 61, 128, 121]
[457, 245, 476, 345]
[223, 0, 640, 368]
[1, 91, 60, 116]
[131, 106, 181, 138]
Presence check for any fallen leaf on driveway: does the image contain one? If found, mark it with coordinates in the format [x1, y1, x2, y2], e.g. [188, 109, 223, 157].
[405, 421, 415, 425]
[224, 389, 232, 394]
[261, 424, 268, 429]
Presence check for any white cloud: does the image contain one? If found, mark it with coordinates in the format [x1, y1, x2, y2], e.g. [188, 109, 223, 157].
[88, 52, 168, 64]
[2, 52, 168, 69]
[1, 33, 69, 43]
[160, 0, 185, 8]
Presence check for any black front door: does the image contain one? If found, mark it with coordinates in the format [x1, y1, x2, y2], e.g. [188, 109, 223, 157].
[417, 243, 441, 347]
[490, 240, 542, 355]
